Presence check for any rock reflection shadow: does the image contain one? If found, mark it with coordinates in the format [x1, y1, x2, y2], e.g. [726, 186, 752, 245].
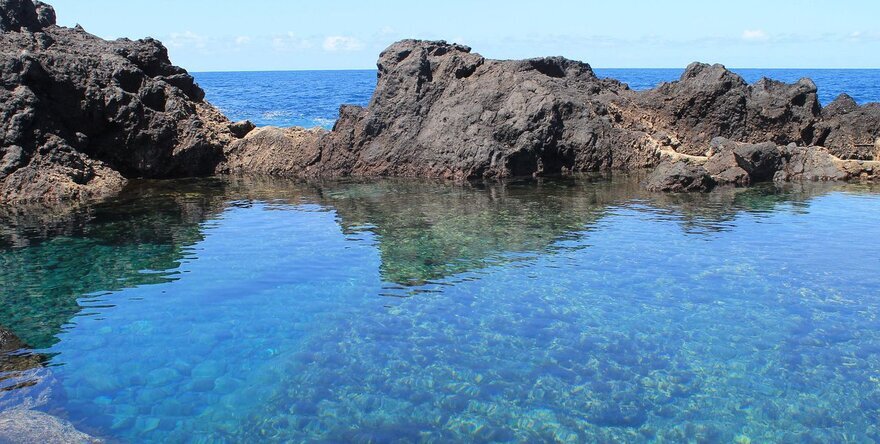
[1, 175, 873, 348]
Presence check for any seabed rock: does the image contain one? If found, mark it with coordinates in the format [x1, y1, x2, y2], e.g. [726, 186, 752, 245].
[0, 409, 102, 444]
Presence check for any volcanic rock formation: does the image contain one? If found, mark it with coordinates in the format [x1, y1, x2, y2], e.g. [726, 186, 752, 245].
[2, 0, 879, 201]
[0, 0, 252, 204]
[225, 39, 880, 191]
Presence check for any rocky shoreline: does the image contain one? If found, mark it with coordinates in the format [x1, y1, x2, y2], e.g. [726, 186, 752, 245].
[2, 0, 879, 205]
[1, 0, 247, 204]
[225, 40, 879, 192]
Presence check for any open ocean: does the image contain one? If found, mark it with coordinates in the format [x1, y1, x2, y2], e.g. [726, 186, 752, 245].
[194, 68, 880, 129]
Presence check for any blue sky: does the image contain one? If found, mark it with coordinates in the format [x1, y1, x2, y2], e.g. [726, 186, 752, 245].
[49, 0, 880, 71]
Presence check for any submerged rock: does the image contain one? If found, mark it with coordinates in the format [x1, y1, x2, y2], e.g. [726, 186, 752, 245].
[0, 409, 102, 443]
[0, 326, 25, 353]
[0, 0, 244, 204]
[0, 325, 42, 376]
[0, 325, 52, 412]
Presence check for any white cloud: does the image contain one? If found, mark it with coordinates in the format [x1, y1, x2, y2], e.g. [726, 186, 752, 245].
[272, 32, 313, 51]
[167, 31, 207, 49]
[235, 36, 252, 45]
[322, 36, 364, 52]
[846, 31, 879, 42]
[379, 26, 395, 36]
[741, 29, 769, 42]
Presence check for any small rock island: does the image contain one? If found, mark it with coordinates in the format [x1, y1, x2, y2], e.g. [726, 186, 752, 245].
[1, 0, 879, 205]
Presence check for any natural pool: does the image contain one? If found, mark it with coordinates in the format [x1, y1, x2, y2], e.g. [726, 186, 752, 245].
[1, 176, 880, 442]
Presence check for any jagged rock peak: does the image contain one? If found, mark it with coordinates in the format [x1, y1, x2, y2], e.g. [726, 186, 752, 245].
[680, 62, 746, 85]
[0, 0, 55, 32]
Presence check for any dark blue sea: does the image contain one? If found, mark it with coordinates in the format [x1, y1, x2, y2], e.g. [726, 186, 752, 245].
[1, 69, 880, 442]
[194, 68, 880, 129]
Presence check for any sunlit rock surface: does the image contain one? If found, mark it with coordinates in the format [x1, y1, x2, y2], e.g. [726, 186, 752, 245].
[228, 40, 880, 190]
[0, 0, 243, 204]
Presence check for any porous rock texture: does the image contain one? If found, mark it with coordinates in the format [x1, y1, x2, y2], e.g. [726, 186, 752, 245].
[225, 39, 880, 192]
[0, 0, 250, 204]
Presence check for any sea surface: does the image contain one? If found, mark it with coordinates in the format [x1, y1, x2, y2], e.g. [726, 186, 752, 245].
[194, 68, 880, 129]
[1, 70, 880, 442]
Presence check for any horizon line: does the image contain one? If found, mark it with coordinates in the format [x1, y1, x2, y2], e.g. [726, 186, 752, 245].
[191, 66, 880, 74]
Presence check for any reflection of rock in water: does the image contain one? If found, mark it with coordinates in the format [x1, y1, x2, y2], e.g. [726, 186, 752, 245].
[0, 177, 876, 341]
[309, 176, 874, 285]
[1, 177, 875, 342]
[0, 179, 230, 349]
[0, 409, 102, 444]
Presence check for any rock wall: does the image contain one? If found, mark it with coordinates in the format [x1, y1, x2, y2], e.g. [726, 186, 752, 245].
[0, 0, 250, 204]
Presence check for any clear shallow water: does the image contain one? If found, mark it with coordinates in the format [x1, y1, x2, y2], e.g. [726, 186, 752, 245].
[194, 69, 880, 129]
[2, 177, 880, 442]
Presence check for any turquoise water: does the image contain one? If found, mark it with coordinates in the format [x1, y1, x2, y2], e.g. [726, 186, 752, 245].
[2, 177, 880, 442]
[194, 69, 880, 129]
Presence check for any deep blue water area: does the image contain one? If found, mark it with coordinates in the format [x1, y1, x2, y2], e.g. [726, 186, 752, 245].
[194, 68, 880, 129]
[2, 177, 880, 442]
[194, 70, 377, 129]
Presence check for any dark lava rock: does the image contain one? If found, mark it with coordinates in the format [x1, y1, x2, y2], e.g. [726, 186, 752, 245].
[0, 0, 239, 204]
[3, 0, 879, 201]
[227, 40, 657, 179]
[814, 95, 880, 160]
[775, 147, 851, 182]
[645, 161, 714, 192]
[227, 39, 879, 190]
[0, 0, 53, 32]
[229, 120, 256, 138]
[704, 138, 785, 186]
[639, 64, 820, 155]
